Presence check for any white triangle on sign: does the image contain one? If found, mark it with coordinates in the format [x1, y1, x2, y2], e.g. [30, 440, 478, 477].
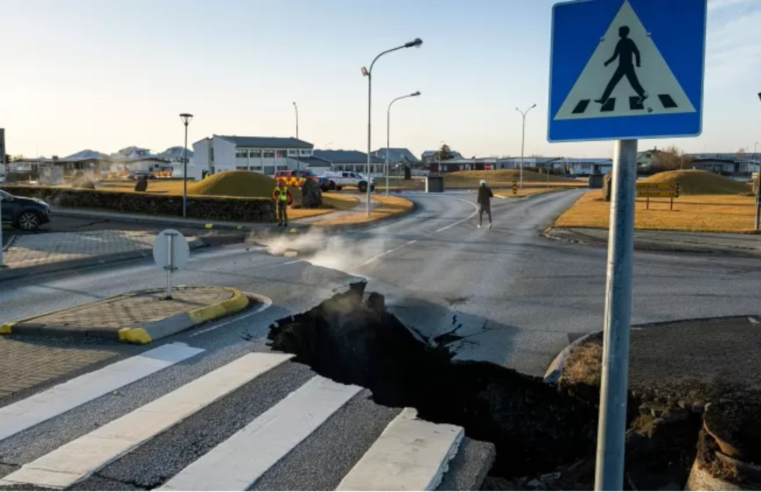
[554, 0, 696, 121]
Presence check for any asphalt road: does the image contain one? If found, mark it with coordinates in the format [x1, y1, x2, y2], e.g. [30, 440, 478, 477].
[2, 189, 761, 489]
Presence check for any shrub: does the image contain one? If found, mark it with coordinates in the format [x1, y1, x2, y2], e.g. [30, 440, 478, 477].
[0, 185, 275, 222]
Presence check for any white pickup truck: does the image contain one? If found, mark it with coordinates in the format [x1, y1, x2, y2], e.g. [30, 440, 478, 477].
[321, 171, 376, 193]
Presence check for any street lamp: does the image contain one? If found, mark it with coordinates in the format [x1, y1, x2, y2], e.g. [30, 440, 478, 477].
[362, 37, 423, 216]
[386, 91, 421, 196]
[516, 104, 536, 189]
[179, 113, 193, 218]
[293, 102, 299, 170]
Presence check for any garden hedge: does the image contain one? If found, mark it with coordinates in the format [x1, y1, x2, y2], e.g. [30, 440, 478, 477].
[0, 185, 275, 222]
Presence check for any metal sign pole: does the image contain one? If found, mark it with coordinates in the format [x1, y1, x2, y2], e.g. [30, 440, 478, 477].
[595, 139, 638, 491]
[0, 193, 4, 268]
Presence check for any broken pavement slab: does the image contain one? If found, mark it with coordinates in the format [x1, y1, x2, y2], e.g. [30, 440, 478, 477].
[1, 286, 250, 344]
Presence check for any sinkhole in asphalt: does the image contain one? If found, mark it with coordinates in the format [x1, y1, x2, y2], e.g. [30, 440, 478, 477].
[266, 281, 710, 489]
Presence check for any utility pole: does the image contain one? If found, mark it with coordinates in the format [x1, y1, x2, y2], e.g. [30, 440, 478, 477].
[516, 104, 536, 189]
[179, 113, 193, 218]
[293, 102, 299, 170]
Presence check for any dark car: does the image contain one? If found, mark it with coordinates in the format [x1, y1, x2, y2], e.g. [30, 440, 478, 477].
[0, 190, 52, 231]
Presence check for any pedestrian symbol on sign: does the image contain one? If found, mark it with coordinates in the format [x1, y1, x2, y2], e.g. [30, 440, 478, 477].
[595, 25, 647, 109]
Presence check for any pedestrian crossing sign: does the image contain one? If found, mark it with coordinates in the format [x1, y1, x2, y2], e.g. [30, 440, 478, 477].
[548, 0, 706, 142]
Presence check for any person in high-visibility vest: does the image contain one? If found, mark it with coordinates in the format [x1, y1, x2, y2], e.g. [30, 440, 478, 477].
[272, 180, 293, 226]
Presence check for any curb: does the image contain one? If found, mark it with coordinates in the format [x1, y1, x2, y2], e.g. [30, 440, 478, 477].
[543, 226, 761, 259]
[52, 208, 252, 231]
[543, 332, 602, 384]
[0, 238, 206, 282]
[2, 287, 250, 344]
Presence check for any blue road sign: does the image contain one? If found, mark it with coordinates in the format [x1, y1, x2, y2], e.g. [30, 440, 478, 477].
[548, 0, 707, 142]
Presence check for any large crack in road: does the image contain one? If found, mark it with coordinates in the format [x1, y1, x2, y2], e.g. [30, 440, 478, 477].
[265, 281, 749, 490]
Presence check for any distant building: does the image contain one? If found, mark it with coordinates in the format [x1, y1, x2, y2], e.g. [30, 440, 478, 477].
[313, 150, 384, 175]
[428, 158, 497, 174]
[373, 148, 419, 164]
[421, 150, 463, 163]
[193, 135, 313, 176]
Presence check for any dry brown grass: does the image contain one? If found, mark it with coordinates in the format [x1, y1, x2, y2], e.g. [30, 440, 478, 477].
[644, 170, 750, 195]
[311, 195, 414, 227]
[555, 191, 761, 233]
[562, 340, 603, 387]
[493, 188, 563, 199]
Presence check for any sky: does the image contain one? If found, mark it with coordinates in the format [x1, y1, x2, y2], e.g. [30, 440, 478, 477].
[1, 0, 760, 160]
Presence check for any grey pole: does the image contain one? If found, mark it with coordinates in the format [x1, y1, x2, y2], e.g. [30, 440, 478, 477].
[180, 113, 193, 218]
[363, 38, 423, 216]
[595, 139, 638, 491]
[515, 104, 536, 189]
[293, 102, 299, 171]
[386, 91, 421, 197]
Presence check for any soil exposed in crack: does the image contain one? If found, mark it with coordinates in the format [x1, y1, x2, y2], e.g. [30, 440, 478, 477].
[266, 282, 710, 490]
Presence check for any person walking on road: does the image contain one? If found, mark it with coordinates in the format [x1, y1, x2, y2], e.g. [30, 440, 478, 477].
[272, 180, 293, 227]
[477, 179, 493, 229]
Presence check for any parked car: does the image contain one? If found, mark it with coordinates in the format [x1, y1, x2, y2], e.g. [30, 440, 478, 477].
[321, 171, 376, 193]
[273, 169, 331, 192]
[0, 190, 51, 231]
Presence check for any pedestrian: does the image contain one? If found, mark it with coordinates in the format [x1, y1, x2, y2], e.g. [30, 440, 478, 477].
[477, 179, 493, 229]
[272, 179, 293, 227]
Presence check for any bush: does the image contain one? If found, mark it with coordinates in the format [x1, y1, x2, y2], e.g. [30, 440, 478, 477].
[0, 185, 275, 222]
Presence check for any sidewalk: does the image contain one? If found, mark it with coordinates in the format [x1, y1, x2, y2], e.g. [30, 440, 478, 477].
[1, 286, 249, 343]
[0, 230, 205, 281]
[544, 226, 761, 258]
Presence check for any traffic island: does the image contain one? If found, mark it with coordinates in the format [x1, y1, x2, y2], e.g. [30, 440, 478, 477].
[0, 286, 249, 344]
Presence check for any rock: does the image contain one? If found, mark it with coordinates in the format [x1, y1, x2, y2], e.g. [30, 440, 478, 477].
[677, 400, 688, 409]
[540, 472, 561, 482]
[301, 180, 323, 209]
[661, 407, 690, 423]
[134, 177, 148, 192]
[692, 400, 705, 414]
[526, 479, 547, 490]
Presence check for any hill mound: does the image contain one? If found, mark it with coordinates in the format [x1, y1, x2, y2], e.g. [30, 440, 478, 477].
[188, 171, 278, 198]
[447, 169, 574, 183]
[643, 170, 750, 195]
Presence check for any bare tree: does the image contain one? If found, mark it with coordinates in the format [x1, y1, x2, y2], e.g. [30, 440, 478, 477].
[652, 146, 683, 171]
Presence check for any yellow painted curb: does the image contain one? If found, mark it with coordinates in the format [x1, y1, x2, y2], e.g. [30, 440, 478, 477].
[205, 224, 214, 229]
[118, 328, 153, 344]
[0, 322, 14, 335]
[188, 288, 249, 325]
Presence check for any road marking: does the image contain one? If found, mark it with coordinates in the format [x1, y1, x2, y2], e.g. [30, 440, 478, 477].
[435, 198, 479, 233]
[159, 376, 361, 491]
[0, 343, 203, 444]
[358, 240, 418, 267]
[337, 408, 464, 491]
[0, 352, 293, 490]
[188, 293, 273, 338]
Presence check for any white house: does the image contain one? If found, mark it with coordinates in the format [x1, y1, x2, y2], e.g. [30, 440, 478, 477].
[193, 135, 314, 176]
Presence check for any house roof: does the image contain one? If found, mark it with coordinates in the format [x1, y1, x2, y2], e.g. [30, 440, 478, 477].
[296, 156, 332, 167]
[373, 148, 419, 162]
[156, 146, 194, 159]
[216, 136, 313, 149]
[313, 150, 384, 164]
[61, 149, 110, 162]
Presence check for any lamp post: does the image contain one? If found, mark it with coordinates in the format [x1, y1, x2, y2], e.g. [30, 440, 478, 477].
[386, 91, 421, 196]
[516, 104, 536, 189]
[361, 37, 423, 216]
[293, 102, 300, 170]
[179, 113, 193, 218]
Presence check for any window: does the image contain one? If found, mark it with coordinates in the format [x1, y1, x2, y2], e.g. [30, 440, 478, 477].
[264, 166, 276, 175]
[300, 149, 311, 156]
[236, 166, 249, 170]
[236, 149, 248, 158]
[276, 150, 287, 159]
[250, 149, 261, 158]
[263, 150, 275, 159]
[277, 165, 289, 171]
[288, 150, 298, 156]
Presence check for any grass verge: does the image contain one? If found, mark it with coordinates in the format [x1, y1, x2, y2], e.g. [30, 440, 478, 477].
[311, 195, 414, 227]
[555, 191, 761, 233]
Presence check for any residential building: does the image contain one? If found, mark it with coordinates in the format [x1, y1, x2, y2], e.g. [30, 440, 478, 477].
[109, 146, 169, 173]
[193, 135, 313, 176]
[312, 150, 384, 175]
[428, 158, 497, 174]
[373, 148, 418, 164]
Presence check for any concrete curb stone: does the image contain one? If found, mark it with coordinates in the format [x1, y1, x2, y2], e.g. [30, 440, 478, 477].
[1, 287, 249, 344]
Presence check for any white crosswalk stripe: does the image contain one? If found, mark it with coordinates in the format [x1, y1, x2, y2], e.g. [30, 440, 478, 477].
[338, 408, 464, 491]
[0, 349, 476, 491]
[159, 376, 362, 491]
[0, 352, 293, 489]
[0, 342, 203, 444]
